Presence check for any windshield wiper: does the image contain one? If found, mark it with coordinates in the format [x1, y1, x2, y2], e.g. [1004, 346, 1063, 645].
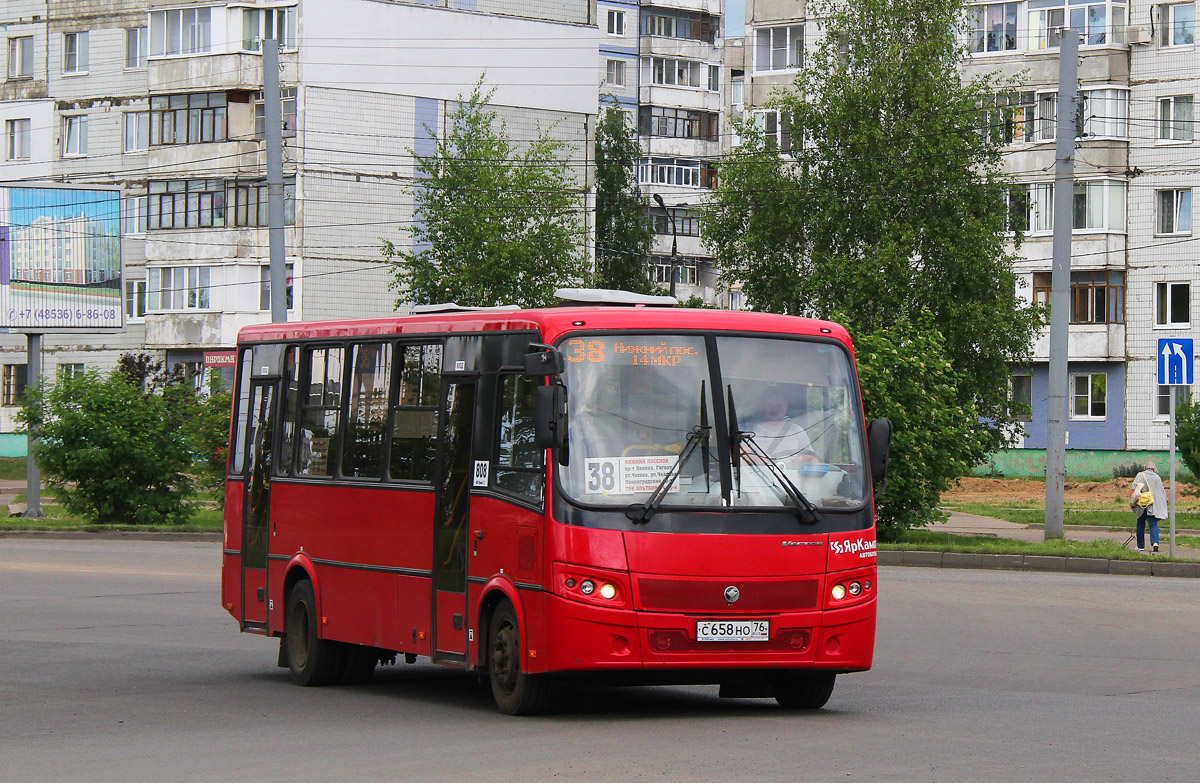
[626, 383, 710, 524]
[728, 385, 819, 525]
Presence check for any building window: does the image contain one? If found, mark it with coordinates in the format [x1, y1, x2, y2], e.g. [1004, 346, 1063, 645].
[124, 111, 149, 153]
[606, 9, 625, 36]
[228, 178, 296, 227]
[2, 365, 27, 406]
[1036, 92, 1057, 140]
[1159, 96, 1193, 141]
[57, 363, 85, 382]
[126, 27, 148, 68]
[1069, 2, 1126, 45]
[5, 118, 30, 160]
[241, 6, 298, 51]
[260, 264, 295, 311]
[148, 266, 211, 310]
[1070, 373, 1106, 419]
[7, 36, 34, 78]
[642, 9, 717, 42]
[62, 115, 88, 157]
[755, 24, 803, 71]
[1080, 89, 1128, 138]
[646, 57, 710, 88]
[1158, 189, 1193, 235]
[753, 110, 791, 151]
[709, 64, 721, 92]
[1029, 7, 1066, 48]
[63, 31, 89, 74]
[605, 59, 626, 87]
[649, 257, 698, 285]
[125, 279, 147, 321]
[149, 8, 212, 57]
[1162, 3, 1195, 46]
[254, 88, 297, 138]
[1070, 270, 1124, 323]
[1010, 374, 1033, 421]
[1025, 183, 1054, 232]
[638, 157, 716, 188]
[969, 3, 1019, 52]
[639, 106, 719, 141]
[1072, 180, 1125, 231]
[1157, 384, 1191, 416]
[123, 195, 148, 235]
[150, 93, 227, 145]
[981, 91, 1035, 145]
[1032, 271, 1124, 323]
[1156, 281, 1190, 326]
[650, 207, 700, 237]
[1005, 187, 1030, 233]
[148, 179, 225, 229]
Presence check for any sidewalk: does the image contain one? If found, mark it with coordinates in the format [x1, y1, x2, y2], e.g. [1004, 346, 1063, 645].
[938, 510, 1200, 558]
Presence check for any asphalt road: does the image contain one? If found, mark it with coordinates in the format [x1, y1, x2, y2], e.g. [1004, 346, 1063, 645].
[1, 538, 1197, 783]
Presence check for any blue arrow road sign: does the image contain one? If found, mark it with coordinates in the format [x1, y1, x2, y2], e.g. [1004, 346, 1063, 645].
[1158, 338, 1194, 386]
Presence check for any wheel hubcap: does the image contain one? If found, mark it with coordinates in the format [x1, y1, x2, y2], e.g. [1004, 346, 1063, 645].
[491, 621, 519, 695]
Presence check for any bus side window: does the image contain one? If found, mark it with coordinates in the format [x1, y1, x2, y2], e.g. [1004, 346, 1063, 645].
[296, 346, 344, 477]
[494, 373, 544, 502]
[275, 346, 299, 476]
[342, 342, 391, 479]
[230, 349, 254, 475]
[390, 344, 441, 482]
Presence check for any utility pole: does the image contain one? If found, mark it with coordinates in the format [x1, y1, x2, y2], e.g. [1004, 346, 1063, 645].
[264, 36, 287, 323]
[1044, 29, 1079, 541]
[22, 333, 42, 518]
[652, 193, 678, 298]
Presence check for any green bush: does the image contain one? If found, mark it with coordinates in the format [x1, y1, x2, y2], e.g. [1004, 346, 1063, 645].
[852, 318, 989, 541]
[1175, 397, 1200, 480]
[18, 354, 227, 525]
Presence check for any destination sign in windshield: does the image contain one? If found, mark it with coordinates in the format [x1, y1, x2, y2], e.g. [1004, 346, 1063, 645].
[566, 338, 701, 367]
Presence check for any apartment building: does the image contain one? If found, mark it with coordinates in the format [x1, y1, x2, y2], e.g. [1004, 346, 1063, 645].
[740, 0, 1199, 459]
[0, 0, 598, 450]
[619, 0, 728, 305]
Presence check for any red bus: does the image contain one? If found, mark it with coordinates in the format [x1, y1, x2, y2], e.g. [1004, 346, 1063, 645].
[221, 290, 891, 714]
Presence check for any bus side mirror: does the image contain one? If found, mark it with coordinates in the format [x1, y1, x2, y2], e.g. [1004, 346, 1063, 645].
[868, 418, 892, 493]
[535, 383, 569, 464]
[524, 347, 565, 376]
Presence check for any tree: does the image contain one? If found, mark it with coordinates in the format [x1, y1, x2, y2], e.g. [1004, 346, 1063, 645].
[18, 354, 226, 525]
[386, 79, 588, 308]
[853, 317, 988, 538]
[594, 101, 656, 294]
[1174, 397, 1200, 480]
[702, 0, 1044, 529]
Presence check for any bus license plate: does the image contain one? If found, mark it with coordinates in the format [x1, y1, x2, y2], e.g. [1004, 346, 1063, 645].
[696, 620, 770, 642]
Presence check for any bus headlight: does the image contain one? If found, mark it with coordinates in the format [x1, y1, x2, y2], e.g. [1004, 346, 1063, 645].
[831, 584, 846, 601]
[599, 583, 617, 600]
[580, 580, 595, 595]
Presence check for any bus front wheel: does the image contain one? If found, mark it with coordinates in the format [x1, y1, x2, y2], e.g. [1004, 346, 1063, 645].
[488, 602, 553, 715]
[285, 580, 343, 686]
[771, 670, 836, 709]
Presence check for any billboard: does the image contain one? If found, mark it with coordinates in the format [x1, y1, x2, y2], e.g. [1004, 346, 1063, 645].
[0, 186, 122, 330]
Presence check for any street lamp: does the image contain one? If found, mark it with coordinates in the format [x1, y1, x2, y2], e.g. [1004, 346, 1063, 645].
[652, 193, 678, 298]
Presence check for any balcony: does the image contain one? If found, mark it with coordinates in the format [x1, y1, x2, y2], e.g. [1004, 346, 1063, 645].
[1032, 323, 1125, 361]
[147, 52, 298, 94]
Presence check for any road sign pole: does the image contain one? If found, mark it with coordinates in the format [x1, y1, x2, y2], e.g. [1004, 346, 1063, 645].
[1170, 390, 1176, 558]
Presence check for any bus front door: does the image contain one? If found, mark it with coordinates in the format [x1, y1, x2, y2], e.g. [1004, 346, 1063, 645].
[432, 381, 474, 664]
[240, 381, 275, 631]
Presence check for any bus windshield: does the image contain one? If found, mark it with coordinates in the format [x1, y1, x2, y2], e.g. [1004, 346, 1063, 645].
[560, 333, 868, 513]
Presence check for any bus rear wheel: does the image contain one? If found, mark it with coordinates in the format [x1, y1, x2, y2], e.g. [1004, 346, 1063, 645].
[285, 580, 343, 686]
[771, 670, 836, 709]
[488, 602, 553, 715]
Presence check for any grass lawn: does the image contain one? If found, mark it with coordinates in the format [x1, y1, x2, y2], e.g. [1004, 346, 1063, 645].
[884, 529, 1194, 561]
[0, 502, 223, 533]
[946, 502, 1200, 531]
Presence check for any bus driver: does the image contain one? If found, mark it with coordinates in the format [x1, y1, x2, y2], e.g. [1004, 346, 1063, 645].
[743, 390, 818, 465]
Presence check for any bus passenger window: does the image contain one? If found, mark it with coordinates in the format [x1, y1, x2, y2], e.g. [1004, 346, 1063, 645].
[342, 343, 391, 479]
[296, 346, 344, 477]
[495, 374, 544, 501]
[230, 349, 254, 475]
[390, 344, 441, 482]
[276, 346, 299, 476]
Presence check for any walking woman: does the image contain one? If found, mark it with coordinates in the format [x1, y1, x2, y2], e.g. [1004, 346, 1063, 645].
[1129, 461, 1168, 554]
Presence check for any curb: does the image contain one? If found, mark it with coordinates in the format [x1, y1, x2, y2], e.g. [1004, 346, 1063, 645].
[0, 530, 223, 542]
[878, 550, 1200, 578]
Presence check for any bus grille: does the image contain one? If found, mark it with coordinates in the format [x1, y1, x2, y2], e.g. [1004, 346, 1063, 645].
[636, 577, 820, 613]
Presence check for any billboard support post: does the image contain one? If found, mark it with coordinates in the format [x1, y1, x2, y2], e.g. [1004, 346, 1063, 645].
[23, 332, 42, 519]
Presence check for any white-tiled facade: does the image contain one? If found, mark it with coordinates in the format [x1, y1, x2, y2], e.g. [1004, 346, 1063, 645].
[0, 0, 598, 442]
[742, 0, 1200, 454]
